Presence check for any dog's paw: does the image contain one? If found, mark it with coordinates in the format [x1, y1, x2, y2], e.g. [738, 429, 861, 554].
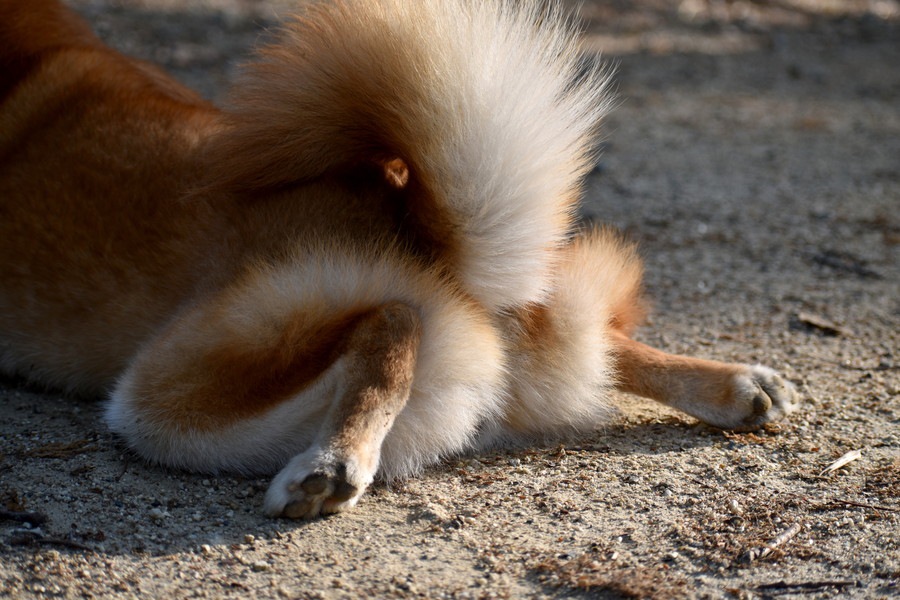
[264, 450, 371, 519]
[725, 365, 800, 431]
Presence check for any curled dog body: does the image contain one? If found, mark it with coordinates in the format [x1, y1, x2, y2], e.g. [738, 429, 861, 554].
[0, 0, 798, 518]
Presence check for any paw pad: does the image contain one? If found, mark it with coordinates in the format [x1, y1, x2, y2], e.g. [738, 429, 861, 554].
[265, 458, 365, 519]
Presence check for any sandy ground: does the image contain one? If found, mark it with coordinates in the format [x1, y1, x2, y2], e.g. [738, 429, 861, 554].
[2, 1, 898, 598]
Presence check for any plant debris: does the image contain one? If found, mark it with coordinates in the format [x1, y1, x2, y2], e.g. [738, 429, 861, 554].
[820, 449, 862, 476]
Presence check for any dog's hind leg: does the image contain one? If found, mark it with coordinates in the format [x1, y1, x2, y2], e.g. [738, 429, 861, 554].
[609, 332, 799, 431]
[106, 247, 507, 518]
[262, 302, 421, 518]
[106, 293, 421, 519]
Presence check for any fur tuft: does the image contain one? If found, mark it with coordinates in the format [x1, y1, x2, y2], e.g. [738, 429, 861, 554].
[106, 241, 508, 479]
[487, 227, 645, 444]
[204, 0, 614, 310]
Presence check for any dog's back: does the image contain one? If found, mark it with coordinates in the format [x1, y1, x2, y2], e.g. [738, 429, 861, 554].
[0, 1, 229, 391]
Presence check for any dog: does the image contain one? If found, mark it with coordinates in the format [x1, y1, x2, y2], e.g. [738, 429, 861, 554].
[0, 0, 799, 519]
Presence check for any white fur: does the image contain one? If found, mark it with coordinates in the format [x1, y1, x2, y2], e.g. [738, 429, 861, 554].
[263, 445, 367, 518]
[4, 0, 802, 522]
[478, 230, 642, 446]
[226, 0, 614, 310]
[106, 358, 342, 474]
[107, 242, 508, 479]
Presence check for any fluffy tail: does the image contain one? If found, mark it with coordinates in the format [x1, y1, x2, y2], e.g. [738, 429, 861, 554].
[206, 0, 613, 310]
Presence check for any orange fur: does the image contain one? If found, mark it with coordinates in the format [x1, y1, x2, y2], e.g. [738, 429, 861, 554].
[0, 0, 798, 518]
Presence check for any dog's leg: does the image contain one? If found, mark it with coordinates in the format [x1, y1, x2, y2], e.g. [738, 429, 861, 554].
[107, 297, 421, 519]
[495, 227, 797, 438]
[263, 302, 420, 518]
[108, 246, 507, 517]
[610, 330, 798, 430]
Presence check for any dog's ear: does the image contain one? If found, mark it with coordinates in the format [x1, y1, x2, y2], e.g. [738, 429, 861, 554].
[381, 158, 409, 190]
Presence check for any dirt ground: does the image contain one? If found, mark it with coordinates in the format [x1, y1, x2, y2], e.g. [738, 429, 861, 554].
[2, 1, 898, 598]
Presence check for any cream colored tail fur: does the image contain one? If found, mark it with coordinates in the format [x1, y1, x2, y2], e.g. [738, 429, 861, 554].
[206, 0, 613, 310]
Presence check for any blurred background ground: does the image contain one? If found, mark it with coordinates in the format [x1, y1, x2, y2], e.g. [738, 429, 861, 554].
[2, 1, 898, 598]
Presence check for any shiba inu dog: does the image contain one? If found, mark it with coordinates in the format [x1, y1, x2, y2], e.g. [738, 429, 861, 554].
[0, 0, 798, 519]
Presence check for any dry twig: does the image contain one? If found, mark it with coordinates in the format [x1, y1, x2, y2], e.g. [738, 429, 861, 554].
[792, 311, 853, 337]
[24, 439, 98, 459]
[0, 509, 48, 525]
[8, 532, 93, 551]
[826, 499, 898, 513]
[756, 580, 858, 592]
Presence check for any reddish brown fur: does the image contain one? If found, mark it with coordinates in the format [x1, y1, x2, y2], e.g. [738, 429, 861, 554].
[611, 331, 747, 410]
[0, 3, 223, 389]
[0, 0, 98, 100]
[1, 0, 797, 518]
[0, 2, 425, 393]
[330, 303, 421, 458]
[129, 308, 366, 431]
